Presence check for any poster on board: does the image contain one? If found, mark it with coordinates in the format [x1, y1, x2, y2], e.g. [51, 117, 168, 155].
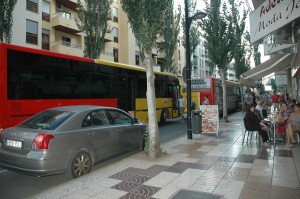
[199, 105, 219, 136]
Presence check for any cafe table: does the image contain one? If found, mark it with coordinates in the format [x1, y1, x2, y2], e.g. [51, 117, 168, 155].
[264, 115, 280, 144]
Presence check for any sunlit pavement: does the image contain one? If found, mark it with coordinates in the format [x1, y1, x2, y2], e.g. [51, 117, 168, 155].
[31, 111, 300, 199]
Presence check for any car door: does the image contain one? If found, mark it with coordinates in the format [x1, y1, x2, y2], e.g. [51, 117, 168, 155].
[106, 110, 142, 152]
[82, 110, 119, 161]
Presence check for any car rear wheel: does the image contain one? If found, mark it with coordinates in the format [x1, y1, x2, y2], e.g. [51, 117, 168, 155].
[68, 151, 92, 178]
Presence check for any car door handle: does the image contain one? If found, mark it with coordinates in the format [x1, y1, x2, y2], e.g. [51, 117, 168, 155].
[88, 132, 95, 136]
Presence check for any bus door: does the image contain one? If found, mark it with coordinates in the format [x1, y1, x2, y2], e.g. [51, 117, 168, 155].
[117, 74, 135, 112]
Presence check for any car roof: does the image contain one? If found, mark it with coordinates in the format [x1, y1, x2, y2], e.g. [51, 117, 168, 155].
[47, 105, 117, 113]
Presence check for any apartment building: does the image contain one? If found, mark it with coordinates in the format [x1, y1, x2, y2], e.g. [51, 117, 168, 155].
[10, 0, 164, 71]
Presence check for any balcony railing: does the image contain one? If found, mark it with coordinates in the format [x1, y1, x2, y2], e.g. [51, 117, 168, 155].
[52, 40, 82, 49]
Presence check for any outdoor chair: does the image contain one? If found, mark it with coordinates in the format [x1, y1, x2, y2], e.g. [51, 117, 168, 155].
[242, 117, 260, 144]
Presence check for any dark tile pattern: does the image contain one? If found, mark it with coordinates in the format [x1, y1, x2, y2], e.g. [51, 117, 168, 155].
[256, 148, 274, 160]
[236, 154, 256, 163]
[171, 189, 223, 199]
[112, 181, 140, 192]
[189, 163, 210, 170]
[218, 156, 237, 162]
[120, 192, 157, 199]
[275, 149, 293, 157]
[131, 185, 161, 196]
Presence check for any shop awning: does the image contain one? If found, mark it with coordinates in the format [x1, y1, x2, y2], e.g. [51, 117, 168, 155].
[240, 53, 293, 87]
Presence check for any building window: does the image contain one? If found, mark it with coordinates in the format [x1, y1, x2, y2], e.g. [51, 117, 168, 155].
[26, 20, 38, 45]
[42, 1, 50, 22]
[113, 48, 119, 62]
[112, 28, 119, 43]
[27, 0, 38, 13]
[178, 50, 180, 60]
[135, 51, 140, 65]
[42, 29, 50, 50]
[62, 36, 71, 46]
[62, 12, 71, 19]
[113, 7, 118, 22]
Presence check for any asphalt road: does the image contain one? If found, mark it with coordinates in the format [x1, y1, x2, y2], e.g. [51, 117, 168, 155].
[0, 119, 187, 199]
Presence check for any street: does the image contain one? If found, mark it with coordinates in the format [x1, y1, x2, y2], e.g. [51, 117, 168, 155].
[0, 118, 186, 199]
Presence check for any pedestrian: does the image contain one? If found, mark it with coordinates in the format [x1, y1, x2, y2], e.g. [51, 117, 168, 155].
[271, 91, 280, 110]
[244, 91, 253, 110]
[202, 95, 210, 105]
[178, 95, 184, 122]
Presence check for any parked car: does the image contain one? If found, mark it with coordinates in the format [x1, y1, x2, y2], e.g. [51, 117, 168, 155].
[0, 105, 147, 178]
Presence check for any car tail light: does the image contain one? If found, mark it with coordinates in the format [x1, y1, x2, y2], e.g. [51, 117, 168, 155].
[32, 134, 54, 150]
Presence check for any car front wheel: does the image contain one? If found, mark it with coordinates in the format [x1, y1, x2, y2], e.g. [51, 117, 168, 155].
[68, 151, 92, 178]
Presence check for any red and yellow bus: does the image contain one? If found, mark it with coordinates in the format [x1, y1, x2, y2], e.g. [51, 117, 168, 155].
[182, 77, 241, 114]
[0, 43, 180, 128]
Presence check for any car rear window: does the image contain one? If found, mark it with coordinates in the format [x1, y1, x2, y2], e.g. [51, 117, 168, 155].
[18, 110, 74, 130]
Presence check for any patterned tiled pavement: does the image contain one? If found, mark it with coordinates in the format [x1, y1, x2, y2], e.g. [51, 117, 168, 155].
[32, 111, 300, 199]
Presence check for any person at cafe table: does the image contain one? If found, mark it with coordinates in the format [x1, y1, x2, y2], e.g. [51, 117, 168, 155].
[285, 103, 300, 148]
[244, 104, 271, 147]
[278, 103, 292, 122]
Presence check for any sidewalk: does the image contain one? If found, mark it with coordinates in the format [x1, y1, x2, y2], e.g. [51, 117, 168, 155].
[31, 111, 300, 199]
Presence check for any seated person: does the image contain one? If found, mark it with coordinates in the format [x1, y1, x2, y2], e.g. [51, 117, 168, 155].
[244, 104, 270, 147]
[261, 100, 269, 118]
[285, 103, 300, 147]
[278, 103, 291, 123]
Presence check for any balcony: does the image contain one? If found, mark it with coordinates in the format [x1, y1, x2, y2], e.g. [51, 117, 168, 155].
[157, 49, 166, 59]
[100, 51, 114, 61]
[104, 34, 113, 42]
[51, 40, 83, 57]
[52, 12, 80, 35]
[56, 0, 78, 11]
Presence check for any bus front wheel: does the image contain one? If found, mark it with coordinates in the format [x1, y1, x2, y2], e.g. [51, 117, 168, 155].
[159, 108, 168, 126]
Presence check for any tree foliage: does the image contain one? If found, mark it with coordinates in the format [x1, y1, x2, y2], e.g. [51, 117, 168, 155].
[76, 0, 112, 59]
[0, 0, 17, 43]
[122, 0, 171, 159]
[181, 0, 200, 56]
[200, 0, 235, 122]
[229, 0, 250, 80]
[159, 2, 181, 73]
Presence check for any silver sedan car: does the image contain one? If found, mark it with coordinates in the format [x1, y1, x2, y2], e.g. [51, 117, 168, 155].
[0, 105, 147, 178]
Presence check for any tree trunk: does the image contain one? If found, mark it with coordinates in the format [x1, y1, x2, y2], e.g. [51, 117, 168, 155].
[220, 69, 228, 122]
[144, 52, 161, 159]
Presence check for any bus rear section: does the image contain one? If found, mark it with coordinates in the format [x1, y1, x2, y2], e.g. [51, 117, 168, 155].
[182, 77, 240, 114]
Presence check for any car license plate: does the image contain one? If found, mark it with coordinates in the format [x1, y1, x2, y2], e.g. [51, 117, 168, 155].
[6, 139, 22, 149]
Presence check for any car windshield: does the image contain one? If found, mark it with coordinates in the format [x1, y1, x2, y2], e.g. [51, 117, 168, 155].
[18, 110, 74, 130]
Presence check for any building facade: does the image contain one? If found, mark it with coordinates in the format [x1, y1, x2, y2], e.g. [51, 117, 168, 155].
[10, 0, 162, 71]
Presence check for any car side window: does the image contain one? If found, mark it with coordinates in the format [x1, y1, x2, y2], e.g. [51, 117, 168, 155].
[82, 110, 109, 128]
[108, 110, 132, 125]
